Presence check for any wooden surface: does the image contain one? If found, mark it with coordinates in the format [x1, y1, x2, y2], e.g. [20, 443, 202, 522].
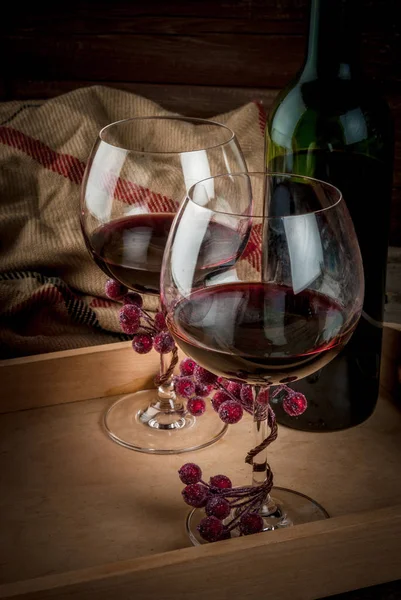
[1, 507, 401, 600]
[0, 331, 401, 597]
[0, 342, 163, 414]
[2, 0, 401, 246]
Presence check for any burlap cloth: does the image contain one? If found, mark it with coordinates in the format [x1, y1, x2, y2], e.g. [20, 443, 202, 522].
[0, 86, 266, 358]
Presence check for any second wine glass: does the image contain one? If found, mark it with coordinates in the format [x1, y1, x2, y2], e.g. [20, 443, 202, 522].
[80, 116, 247, 453]
[161, 172, 364, 542]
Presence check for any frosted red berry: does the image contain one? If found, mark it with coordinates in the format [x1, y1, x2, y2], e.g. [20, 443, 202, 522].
[153, 331, 175, 354]
[174, 376, 196, 399]
[105, 279, 127, 300]
[239, 513, 264, 535]
[198, 516, 224, 542]
[257, 388, 270, 405]
[182, 483, 209, 508]
[194, 383, 213, 398]
[283, 392, 307, 416]
[178, 463, 202, 485]
[219, 528, 231, 540]
[240, 384, 253, 409]
[154, 312, 166, 331]
[218, 400, 243, 424]
[205, 496, 231, 520]
[217, 376, 229, 388]
[226, 381, 242, 399]
[123, 292, 143, 307]
[209, 474, 232, 489]
[211, 390, 231, 412]
[179, 358, 196, 376]
[193, 365, 218, 386]
[132, 333, 153, 354]
[119, 305, 140, 334]
[187, 397, 206, 416]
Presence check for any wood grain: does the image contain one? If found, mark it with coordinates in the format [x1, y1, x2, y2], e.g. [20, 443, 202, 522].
[4, 29, 400, 91]
[0, 325, 400, 596]
[0, 341, 163, 413]
[0, 381, 401, 593]
[1, 506, 401, 599]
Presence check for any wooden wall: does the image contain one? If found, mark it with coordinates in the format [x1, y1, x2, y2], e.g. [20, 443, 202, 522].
[2, 0, 400, 243]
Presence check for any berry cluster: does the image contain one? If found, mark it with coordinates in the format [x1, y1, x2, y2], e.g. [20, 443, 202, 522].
[105, 279, 175, 356]
[106, 278, 308, 419]
[179, 462, 267, 542]
[174, 359, 307, 422]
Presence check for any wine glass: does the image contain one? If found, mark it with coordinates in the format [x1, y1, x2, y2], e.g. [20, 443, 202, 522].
[80, 116, 247, 454]
[161, 172, 364, 542]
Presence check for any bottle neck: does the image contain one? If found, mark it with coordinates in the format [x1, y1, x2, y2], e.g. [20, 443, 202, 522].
[301, 0, 362, 82]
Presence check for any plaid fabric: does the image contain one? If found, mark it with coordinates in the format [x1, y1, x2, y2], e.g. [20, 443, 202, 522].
[0, 86, 265, 358]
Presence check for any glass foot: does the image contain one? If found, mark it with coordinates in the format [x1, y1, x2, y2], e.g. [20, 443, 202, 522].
[186, 486, 329, 545]
[104, 389, 228, 454]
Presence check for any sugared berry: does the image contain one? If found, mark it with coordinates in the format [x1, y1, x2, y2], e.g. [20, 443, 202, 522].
[119, 305, 141, 334]
[211, 390, 231, 412]
[198, 516, 224, 542]
[178, 463, 202, 485]
[153, 331, 175, 354]
[209, 474, 232, 489]
[219, 528, 231, 540]
[123, 292, 143, 307]
[240, 384, 254, 410]
[283, 392, 307, 416]
[174, 376, 196, 399]
[132, 333, 153, 354]
[187, 397, 206, 416]
[217, 376, 229, 388]
[218, 400, 243, 424]
[257, 388, 270, 405]
[226, 381, 242, 399]
[105, 279, 127, 300]
[179, 358, 196, 376]
[154, 312, 166, 331]
[194, 383, 213, 398]
[205, 496, 231, 520]
[239, 513, 264, 535]
[182, 483, 209, 508]
[193, 365, 218, 386]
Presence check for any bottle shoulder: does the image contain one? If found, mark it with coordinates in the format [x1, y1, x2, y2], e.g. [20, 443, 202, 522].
[268, 77, 393, 152]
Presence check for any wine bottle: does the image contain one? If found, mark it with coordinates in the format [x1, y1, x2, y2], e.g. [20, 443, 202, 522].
[266, 0, 394, 431]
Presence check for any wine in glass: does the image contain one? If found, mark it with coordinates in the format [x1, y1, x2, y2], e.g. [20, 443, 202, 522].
[80, 116, 247, 454]
[161, 172, 364, 541]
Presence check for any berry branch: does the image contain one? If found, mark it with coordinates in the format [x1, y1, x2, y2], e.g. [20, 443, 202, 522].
[105, 278, 309, 542]
[105, 280, 177, 387]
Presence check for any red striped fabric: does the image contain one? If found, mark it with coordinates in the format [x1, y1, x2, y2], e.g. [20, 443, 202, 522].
[253, 101, 267, 137]
[0, 124, 262, 276]
[0, 125, 86, 184]
[0, 125, 177, 212]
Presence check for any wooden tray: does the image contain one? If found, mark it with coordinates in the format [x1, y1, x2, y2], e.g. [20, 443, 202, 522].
[0, 327, 401, 600]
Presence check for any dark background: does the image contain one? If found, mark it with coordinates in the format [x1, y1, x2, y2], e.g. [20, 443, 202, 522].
[1, 0, 400, 244]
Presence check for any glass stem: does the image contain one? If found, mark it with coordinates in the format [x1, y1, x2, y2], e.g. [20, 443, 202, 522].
[156, 352, 177, 411]
[251, 385, 269, 487]
[251, 385, 278, 516]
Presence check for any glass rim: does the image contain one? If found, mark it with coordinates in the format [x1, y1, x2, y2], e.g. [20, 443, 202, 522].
[187, 172, 343, 218]
[98, 116, 236, 154]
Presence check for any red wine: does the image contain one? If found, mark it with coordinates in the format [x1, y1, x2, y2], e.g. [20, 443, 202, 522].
[88, 213, 246, 295]
[88, 213, 175, 295]
[169, 282, 357, 385]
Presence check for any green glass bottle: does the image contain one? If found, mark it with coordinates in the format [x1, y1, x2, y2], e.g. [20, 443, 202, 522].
[266, 0, 394, 431]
